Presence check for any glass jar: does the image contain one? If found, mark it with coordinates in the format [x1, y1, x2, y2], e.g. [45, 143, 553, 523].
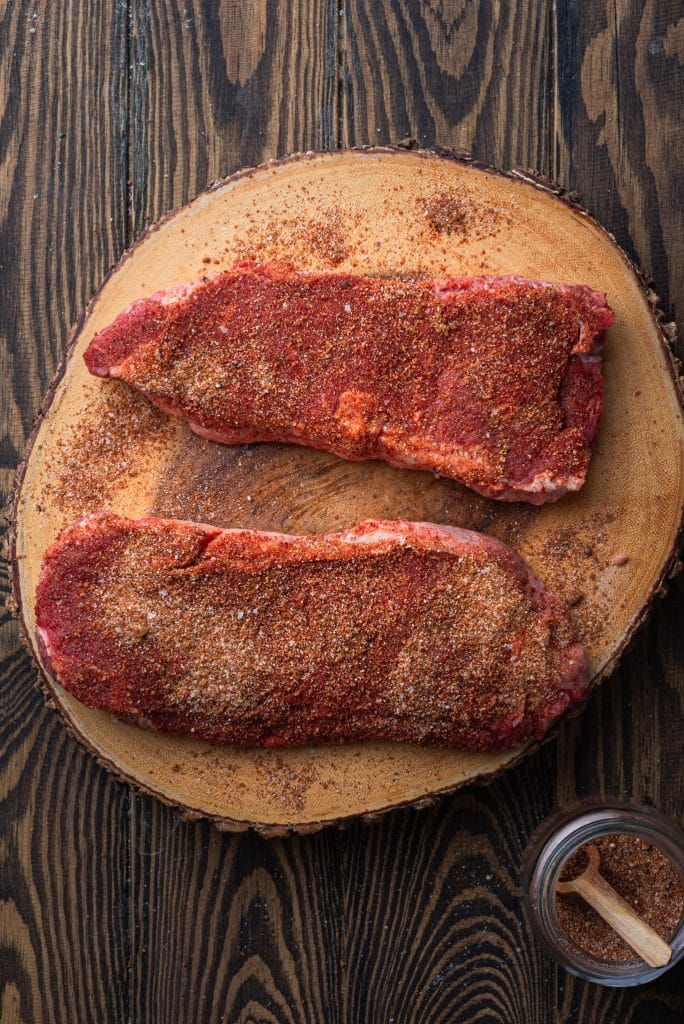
[520, 800, 684, 986]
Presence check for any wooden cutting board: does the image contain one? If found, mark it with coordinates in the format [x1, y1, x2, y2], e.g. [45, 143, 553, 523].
[10, 148, 684, 835]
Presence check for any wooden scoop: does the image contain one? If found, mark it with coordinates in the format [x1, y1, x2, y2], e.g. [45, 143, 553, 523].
[556, 844, 672, 968]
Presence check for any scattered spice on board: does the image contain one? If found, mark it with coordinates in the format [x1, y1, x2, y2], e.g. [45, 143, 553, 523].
[233, 206, 351, 266]
[418, 189, 469, 234]
[556, 834, 684, 962]
[484, 504, 537, 550]
[253, 753, 318, 813]
[41, 383, 175, 516]
[416, 187, 511, 240]
[528, 512, 616, 647]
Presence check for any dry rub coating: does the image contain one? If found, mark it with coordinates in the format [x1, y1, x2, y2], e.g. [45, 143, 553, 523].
[84, 263, 614, 504]
[35, 512, 588, 751]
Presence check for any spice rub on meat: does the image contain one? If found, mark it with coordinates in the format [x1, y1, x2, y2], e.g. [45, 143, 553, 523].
[84, 263, 614, 504]
[35, 512, 588, 751]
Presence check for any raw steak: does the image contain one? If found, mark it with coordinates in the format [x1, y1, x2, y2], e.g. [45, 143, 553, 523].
[84, 262, 614, 504]
[35, 512, 588, 751]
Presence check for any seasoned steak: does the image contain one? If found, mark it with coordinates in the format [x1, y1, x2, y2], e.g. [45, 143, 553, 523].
[84, 263, 614, 504]
[35, 512, 588, 751]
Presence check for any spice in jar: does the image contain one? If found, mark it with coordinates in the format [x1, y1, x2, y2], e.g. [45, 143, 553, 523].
[556, 834, 684, 962]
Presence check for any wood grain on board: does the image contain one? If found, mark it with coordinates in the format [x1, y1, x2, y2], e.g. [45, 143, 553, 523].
[15, 146, 683, 831]
[1, 3, 682, 1024]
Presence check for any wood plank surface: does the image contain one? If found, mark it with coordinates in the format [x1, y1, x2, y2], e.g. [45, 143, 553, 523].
[0, 2, 131, 1022]
[554, 0, 684, 327]
[125, 3, 343, 1022]
[337, 4, 564, 1020]
[129, 0, 338, 229]
[341, 0, 551, 171]
[553, 2, 684, 1016]
[0, 2, 132, 1024]
[1, 2, 682, 1023]
[128, 804, 343, 1023]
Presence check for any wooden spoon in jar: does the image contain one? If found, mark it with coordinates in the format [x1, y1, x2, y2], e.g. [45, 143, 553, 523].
[556, 844, 672, 968]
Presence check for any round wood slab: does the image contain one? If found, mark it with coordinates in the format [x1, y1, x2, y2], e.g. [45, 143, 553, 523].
[11, 149, 684, 835]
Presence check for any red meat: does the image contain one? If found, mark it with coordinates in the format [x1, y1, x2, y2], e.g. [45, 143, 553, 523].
[35, 512, 588, 751]
[84, 263, 614, 504]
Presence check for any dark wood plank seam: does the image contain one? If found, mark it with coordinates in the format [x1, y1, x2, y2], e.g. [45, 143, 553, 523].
[549, 0, 558, 181]
[124, 6, 134, 1023]
[125, 1, 133, 249]
[612, 0, 622, 166]
[336, 0, 343, 148]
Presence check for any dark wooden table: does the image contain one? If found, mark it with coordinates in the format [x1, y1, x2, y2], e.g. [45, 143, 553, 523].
[2, 2, 683, 1021]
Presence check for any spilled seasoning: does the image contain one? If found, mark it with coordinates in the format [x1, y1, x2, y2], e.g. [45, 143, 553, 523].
[233, 206, 351, 266]
[529, 512, 618, 647]
[39, 383, 176, 518]
[253, 753, 318, 813]
[416, 187, 511, 241]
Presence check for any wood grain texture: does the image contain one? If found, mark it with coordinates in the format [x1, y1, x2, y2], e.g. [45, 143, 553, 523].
[130, 0, 338, 226]
[130, 807, 341, 1023]
[0, 2, 131, 1021]
[2, 2, 683, 1023]
[341, 0, 552, 173]
[336, 4, 565, 1022]
[553, 1, 684, 1016]
[555, 0, 684, 332]
[339, 754, 559, 1024]
[125, 3, 343, 1022]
